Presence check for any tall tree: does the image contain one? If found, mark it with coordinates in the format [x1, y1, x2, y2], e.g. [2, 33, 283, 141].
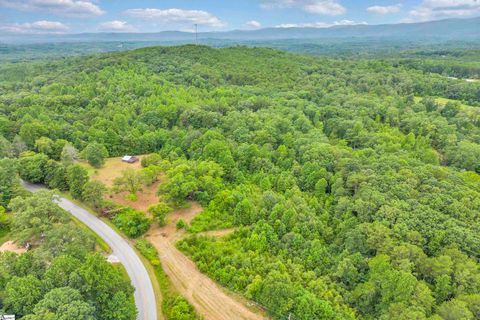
[24, 287, 95, 320]
[113, 168, 143, 196]
[61, 143, 79, 166]
[9, 191, 68, 243]
[66, 165, 89, 200]
[18, 153, 48, 183]
[4, 275, 43, 316]
[0, 158, 18, 207]
[81, 142, 109, 168]
[82, 181, 107, 209]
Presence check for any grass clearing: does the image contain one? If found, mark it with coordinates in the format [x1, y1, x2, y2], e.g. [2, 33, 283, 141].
[414, 96, 472, 109]
[82, 156, 161, 213]
[81, 156, 144, 187]
[435, 97, 471, 108]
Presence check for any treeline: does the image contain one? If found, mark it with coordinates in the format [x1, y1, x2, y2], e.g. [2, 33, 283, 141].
[396, 58, 480, 80]
[0, 45, 479, 319]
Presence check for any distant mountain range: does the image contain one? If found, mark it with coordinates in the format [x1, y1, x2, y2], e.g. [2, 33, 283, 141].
[1, 17, 479, 44]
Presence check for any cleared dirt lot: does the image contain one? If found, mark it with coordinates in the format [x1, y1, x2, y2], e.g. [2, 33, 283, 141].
[108, 181, 161, 212]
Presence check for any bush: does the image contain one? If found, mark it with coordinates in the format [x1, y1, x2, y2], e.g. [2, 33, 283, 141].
[141, 153, 162, 168]
[148, 202, 173, 227]
[125, 193, 138, 202]
[112, 208, 151, 238]
[176, 219, 187, 230]
[135, 239, 160, 265]
[0, 206, 11, 232]
[165, 296, 198, 320]
[141, 165, 162, 186]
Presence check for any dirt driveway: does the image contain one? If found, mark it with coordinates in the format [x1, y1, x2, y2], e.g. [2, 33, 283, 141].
[145, 203, 266, 320]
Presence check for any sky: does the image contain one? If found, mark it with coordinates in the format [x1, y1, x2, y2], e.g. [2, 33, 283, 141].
[0, 0, 479, 34]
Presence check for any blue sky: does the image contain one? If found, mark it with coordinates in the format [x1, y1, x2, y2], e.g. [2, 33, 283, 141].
[0, 0, 479, 34]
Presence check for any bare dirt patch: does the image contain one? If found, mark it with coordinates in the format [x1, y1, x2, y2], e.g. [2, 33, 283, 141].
[108, 181, 161, 213]
[0, 241, 27, 254]
[146, 202, 265, 320]
[156, 202, 203, 241]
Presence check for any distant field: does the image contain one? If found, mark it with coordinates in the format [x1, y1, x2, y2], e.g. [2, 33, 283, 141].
[414, 96, 472, 108]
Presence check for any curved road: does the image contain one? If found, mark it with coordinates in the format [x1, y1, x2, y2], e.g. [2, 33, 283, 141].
[23, 182, 157, 320]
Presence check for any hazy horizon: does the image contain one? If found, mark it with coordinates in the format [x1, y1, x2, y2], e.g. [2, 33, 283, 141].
[1, 1, 479, 35]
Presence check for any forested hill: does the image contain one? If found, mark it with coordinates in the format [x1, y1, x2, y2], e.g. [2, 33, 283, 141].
[1, 45, 480, 319]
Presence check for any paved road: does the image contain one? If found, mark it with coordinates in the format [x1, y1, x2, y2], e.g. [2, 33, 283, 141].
[22, 182, 157, 320]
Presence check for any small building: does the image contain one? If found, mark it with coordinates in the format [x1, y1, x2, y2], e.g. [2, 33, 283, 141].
[121, 155, 139, 163]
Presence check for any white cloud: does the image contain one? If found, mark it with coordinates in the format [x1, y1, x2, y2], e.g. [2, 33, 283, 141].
[98, 20, 136, 32]
[124, 8, 226, 28]
[275, 19, 367, 28]
[0, 20, 69, 33]
[407, 0, 480, 22]
[0, 0, 104, 17]
[261, 0, 346, 16]
[367, 4, 402, 14]
[245, 20, 262, 28]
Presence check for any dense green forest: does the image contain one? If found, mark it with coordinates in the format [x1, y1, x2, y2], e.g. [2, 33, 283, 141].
[0, 190, 136, 319]
[1, 45, 480, 319]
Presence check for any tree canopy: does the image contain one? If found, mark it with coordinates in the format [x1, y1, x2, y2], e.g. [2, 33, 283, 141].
[0, 44, 479, 320]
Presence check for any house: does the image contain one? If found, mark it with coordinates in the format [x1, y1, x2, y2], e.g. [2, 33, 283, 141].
[121, 155, 139, 163]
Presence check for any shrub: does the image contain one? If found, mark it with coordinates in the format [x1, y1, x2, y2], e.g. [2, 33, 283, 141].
[148, 202, 173, 227]
[176, 219, 187, 230]
[165, 296, 198, 320]
[125, 193, 138, 202]
[0, 206, 11, 232]
[141, 153, 162, 168]
[112, 208, 151, 238]
[141, 165, 162, 186]
[135, 239, 160, 266]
